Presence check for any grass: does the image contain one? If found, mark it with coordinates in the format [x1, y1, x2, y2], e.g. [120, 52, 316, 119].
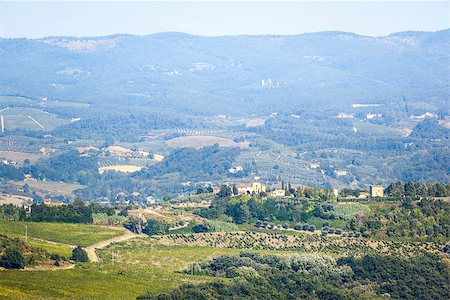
[0, 240, 241, 299]
[28, 239, 73, 257]
[0, 229, 443, 299]
[0, 236, 307, 299]
[0, 220, 124, 247]
[0, 107, 69, 131]
[352, 120, 403, 137]
[332, 202, 372, 220]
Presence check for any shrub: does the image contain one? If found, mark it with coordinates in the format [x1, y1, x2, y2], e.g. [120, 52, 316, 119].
[0, 248, 24, 269]
[192, 224, 210, 233]
[71, 245, 89, 262]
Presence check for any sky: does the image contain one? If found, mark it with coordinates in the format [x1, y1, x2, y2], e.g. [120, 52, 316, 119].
[0, 1, 448, 38]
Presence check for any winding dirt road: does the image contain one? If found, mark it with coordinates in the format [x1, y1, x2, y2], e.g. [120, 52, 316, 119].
[85, 229, 139, 262]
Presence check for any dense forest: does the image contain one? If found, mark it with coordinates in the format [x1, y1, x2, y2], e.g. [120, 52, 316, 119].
[138, 252, 449, 299]
[137, 145, 241, 181]
[385, 181, 450, 198]
[356, 198, 450, 241]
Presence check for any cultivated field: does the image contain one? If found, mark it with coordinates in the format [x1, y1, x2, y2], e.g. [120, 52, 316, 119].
[166, 135, 250, 149]
[0, 220, 124, 247]
[159, 231, 445, 257]
[0, 95, 89, 108]
[0, 240, 240, 299]
[0, 193, 32, 206]
[0, 150, 42, 164]
[0, 107, 69, 131]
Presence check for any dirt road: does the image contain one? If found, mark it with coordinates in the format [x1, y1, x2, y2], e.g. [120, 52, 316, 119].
[85, 229, 139, 262]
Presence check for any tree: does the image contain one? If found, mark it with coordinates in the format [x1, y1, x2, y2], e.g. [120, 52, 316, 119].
[0, 248, 24, 269]
[227, 203, 250, 224]
[192, 224, 210, 233]
[232, 184, 238, 196]
[217, 185, 232, 198]
[71, 245, 89, 262]
[143, 220, 169, 236]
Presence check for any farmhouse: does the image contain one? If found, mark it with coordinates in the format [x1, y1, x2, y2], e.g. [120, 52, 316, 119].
[237, 182, 266, 195]
[270, 189, 286, 198]
[370, 185, 384, 197]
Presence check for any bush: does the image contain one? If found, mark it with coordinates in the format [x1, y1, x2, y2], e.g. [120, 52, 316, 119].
[0, 248, 25, 269]
[192, 224, 210, 233]
[71, 245, 89, 262]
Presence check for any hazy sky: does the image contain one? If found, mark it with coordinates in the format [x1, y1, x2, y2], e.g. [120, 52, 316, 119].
[0, 1, 448, 38]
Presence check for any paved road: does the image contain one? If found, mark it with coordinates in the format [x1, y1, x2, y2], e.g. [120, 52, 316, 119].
[85, 229, 140, 262]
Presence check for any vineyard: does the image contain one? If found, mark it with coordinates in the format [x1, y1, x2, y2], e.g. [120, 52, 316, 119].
[159, 231, 445, 257]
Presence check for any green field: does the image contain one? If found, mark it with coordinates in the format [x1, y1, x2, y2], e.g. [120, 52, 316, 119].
[0, 107, 69, 131]
[27, 239, 73, 257]
[0, 241, 239, 299]
[0, 221, 124, 247]
[0, 237, 303, 299]
[352, 120, 404, 137]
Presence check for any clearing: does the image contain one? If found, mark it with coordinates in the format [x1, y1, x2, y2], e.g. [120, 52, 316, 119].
[0, 107, 69, 131]
[0, 150, 41, 164]
[10, 179, 85, 196]
[166, 135, 249, 149]
[0, 193, 32, 206]
[99, 164, 143, 174]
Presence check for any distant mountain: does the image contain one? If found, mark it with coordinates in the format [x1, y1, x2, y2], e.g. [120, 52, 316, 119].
[1, 29, 448, 116]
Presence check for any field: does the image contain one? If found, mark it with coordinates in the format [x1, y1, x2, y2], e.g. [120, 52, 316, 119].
[0, 235, 311, 299]
[10, 179, 85, 196]
[99, 164, 143, 174]
[352, 120, 404, 137]
[166, 135, 250, 149]
[0, 220, 124, 247]
[0, 217, 447, 299]
[0, 150, 42, 164]
[0, 193, 32, 206]
[0, 95, 89, 109]
[159, 231, 444, 257]
[332, 202, 372, 220]
[0, 240, 241, 299]
[0, 107, 70, 131]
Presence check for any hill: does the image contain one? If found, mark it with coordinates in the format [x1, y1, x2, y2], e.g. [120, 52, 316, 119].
[1, 30, 448, 116]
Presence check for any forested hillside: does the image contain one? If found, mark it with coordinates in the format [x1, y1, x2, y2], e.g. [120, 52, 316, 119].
[1, 30, 448, 116]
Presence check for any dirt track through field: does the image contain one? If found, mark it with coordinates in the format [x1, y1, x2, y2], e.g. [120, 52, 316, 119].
[85, 229, 139, 262]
